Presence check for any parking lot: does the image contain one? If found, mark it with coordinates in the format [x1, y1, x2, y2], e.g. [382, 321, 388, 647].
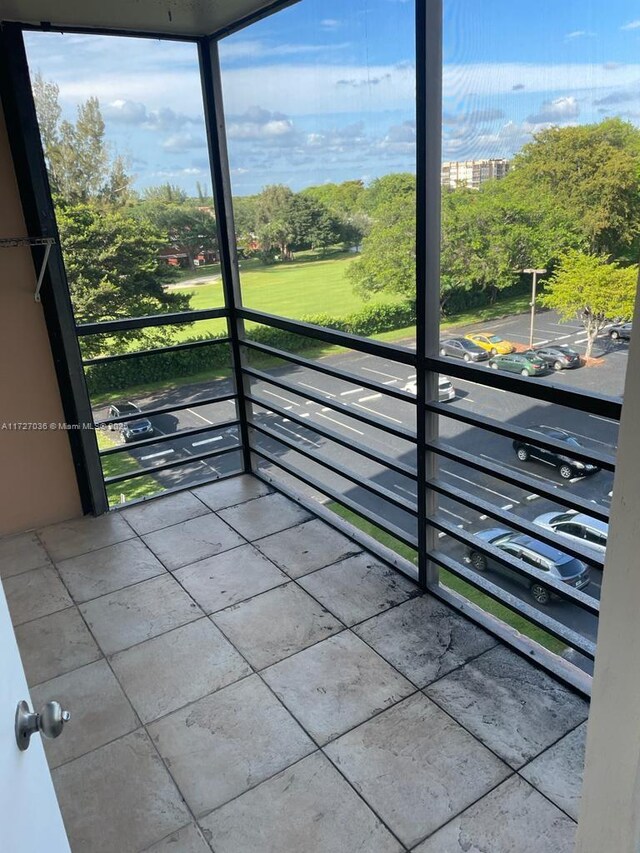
[94, 307, 628, 658]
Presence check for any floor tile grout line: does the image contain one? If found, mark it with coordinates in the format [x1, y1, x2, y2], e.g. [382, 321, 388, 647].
[203, 612, 415, 851]
[15, 483, 587, 849]
[136, 820, 213, 853]
[405, 770, 519, 850]
[34, 524, 137, 566]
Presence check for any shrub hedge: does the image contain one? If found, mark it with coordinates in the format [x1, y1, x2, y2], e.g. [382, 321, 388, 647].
[85, 285, 522, 398]
[84, 301, 416, 396]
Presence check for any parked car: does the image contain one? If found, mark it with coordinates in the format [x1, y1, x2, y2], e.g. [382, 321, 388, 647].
[512, 426, 600, 480]
[609, 322, 632, 341]
[439, 337, 489, 362]
[530, 344, 581, 370]
[534, 510, 608, 556]
[468, 527, 590, 604]
[108, 401, 154, 443]
[465, 332, 515, 355]
[488, 352, 548, 376]
[403, 376, 456, 402]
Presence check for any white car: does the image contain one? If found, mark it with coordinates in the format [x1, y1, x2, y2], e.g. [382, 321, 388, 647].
[403, 376, 455, 402]
[534, 510, 608, 556]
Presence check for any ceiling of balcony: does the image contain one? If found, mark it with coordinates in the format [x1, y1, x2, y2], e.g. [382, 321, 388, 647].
[0, 0, 294, 37]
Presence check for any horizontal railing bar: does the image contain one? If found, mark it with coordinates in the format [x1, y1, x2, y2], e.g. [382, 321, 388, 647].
[429, 478, 604, 569]
[428, 514, 599, 615]
[103, 443, 241, 484]
[250, 421, 418, 516]
[426, 401, 616, 471]
[244, 366, 417, 443]
[254, 467, 419, 582]
[427, 356, 622, 421]
[251, 446, 419, 550]
[97, 392, 237, 426]
[246, 393, 417, 481]
[431, 440, 609, 523]
[76, 307, 228, 336]
[238, 307, 417, 366]
[429, 549, 596, 659]
[83, 336, 230, 366]
[242, 339, 415, 403]
[99, 419, 240, 456]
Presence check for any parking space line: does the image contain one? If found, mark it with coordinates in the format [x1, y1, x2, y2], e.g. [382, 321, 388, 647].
[590, 414, 616, 423]
[394, 484, 416, 497]
[187, 408, 214, 425]
[353, 402, 402, 423]
[275, 422, 322, 448]
[263, 389, 300, 407]
[340, 387, 363, 396]
[317, 412, 364, 435]
[454, 377, 506, 393]
[539, 423, 615, 448]
[501, 503, 513, 511]
[191, 436, 223, 447]
[298, 381, 335, 398]
[359, 393, 382, 403]
[441, 507, 467, 523]
[141, 449, 175, 460]
[362, 366, 403, 381]
[441, 468, 518, 503]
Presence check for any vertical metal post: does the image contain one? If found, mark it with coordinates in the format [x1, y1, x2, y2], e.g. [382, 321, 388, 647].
[415, 0, 443, 587]
[198, 37, 253, 473]
[0, 23, 108, 515]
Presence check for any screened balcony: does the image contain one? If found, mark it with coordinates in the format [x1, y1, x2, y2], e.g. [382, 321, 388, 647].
[1, 0, 639, 851]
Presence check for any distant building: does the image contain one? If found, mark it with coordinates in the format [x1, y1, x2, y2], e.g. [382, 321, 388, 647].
[441, 158, 511, 190]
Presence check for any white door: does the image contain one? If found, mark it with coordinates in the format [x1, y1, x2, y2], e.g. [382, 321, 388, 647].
[0, 583, 70, 852]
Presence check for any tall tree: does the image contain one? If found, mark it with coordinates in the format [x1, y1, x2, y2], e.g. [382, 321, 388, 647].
[541, 250, 637, 358]
[32, 74, 133, 204]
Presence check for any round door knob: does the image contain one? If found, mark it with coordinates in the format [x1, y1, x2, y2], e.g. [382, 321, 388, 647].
[39, 701, 71, 740]
[15, 699, 71, 751]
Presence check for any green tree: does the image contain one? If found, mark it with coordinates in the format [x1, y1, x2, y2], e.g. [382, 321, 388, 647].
[510, 118, 640, 261]
[347, 191, 416, 300]
[57, 202, 190, 354]
[32, 74, 132, 204]
[541, 250, 637, 358]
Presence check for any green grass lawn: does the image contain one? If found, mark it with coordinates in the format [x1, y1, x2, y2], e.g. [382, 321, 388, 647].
[167, 252, 401, 341]
[97, 429, 160, 507]
[328, 502, 566, 656]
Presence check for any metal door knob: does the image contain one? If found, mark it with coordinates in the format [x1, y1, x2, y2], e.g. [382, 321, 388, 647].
[15, 699, 70, 751]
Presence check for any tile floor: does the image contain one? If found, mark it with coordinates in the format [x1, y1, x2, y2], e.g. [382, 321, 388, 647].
[1, 475, 589, 853]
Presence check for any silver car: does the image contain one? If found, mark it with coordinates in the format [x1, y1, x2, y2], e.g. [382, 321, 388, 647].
[534, 511, 608, 555]
[404, 376, 455, 402]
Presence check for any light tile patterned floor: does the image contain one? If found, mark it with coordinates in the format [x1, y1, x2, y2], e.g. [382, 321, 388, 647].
[1, 476, 589, 853]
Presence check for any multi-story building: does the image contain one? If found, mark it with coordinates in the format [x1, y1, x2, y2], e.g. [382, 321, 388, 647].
[441, 157, 511, 189]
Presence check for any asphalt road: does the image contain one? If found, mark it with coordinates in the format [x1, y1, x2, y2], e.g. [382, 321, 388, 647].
[95, 307, 628, 654]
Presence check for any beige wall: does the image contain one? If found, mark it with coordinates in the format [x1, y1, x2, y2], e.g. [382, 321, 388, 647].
[0, 100, 82, 535]
[575, 275, 640, 852]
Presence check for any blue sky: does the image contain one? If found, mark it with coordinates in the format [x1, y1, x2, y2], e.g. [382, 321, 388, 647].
[24, 0, 640, 196]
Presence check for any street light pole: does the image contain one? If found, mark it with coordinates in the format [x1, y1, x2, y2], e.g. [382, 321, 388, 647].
[524, 268, 547, 349]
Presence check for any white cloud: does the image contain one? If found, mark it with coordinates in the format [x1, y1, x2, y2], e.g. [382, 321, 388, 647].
[321, 19, 341, 30]
[226, 106, 295, 142]
[104, 99, 147, 123]
[565, 30, 595, 40]
[621, 20, 640, 30]
[527, 95, 580, 123]
[219, 39, 351, 62]
[162, 133, 206, 152]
